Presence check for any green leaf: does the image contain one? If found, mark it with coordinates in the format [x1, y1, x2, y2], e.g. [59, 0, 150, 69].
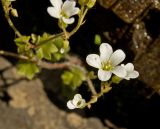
[53, 37, 64, 48]
[52, 53, 64, 61]
[61, 67, 86, 90]
[17, 61, 40, 80]
[36, 33, 58, 60]
[14, 36, 30, 53]
[61, 71, 74, 85]
[94, 34, 101, 45]
[36, 42, 58, 60]
[51, 38, 70, 61]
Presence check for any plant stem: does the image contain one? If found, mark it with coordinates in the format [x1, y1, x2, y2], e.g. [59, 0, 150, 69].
[69, 7, 88, 37]
[86, 78, 97, 95]
[86, 82, 112, 108]
[0, 50, 31, 61]
[35, 32, 64, 48]
[37, 60, 70, 69]
[2, 1, 22, 37]
[5, 14, 22, 37]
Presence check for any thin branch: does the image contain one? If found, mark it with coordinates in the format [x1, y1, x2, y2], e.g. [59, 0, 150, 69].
[34, 33, 64, 48]
[69, 7, 88, 37]
[38, 60, 70, 69]
[2, 1, 22, 37]
[0, 50, 76, 70]
[86, 78, 97, 95]
[0, 50, 32, 61]
[5, 14, 22, 37]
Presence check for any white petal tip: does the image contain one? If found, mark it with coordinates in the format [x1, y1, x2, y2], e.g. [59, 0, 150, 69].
[67, 101, 76, 109]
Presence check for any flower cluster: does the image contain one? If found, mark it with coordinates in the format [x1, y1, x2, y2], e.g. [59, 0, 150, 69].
[86, 43, 139, 81]
[47, 0, 80, 24]
[67, 94, 86, 109]
[46, 1, 139, 110]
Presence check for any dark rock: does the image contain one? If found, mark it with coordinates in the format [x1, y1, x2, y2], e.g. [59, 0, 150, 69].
[134, 37, 160, 92]
[98, 0, 118, 8]
[97, 0, 160, 23]
[112, 0, 151, 23]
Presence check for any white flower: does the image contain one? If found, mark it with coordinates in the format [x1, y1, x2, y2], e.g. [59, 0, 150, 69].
[121, 63, 139, 80]
[47, 0, 80, 24]
[86, 43, 127, 81]
[67, 94, 86, 109]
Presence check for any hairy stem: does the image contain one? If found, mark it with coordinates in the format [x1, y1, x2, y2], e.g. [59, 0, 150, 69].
[86, 82, 112, 108]
[69, 7, 88, 37]
[2, 1, 22, 37]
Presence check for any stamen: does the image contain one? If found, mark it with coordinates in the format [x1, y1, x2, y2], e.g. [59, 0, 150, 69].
[103, 61, 113, 71]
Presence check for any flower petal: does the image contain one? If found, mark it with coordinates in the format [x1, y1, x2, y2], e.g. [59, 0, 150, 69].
[73, 94, 82, 100]
[62, 0, 79, 17]
[100, 43, 113, 63]
[67, 100, 76, 109]
[47, 7, 61, 18]
[72, 94, 82, 106]
[112, 66, 126, 78]
[86, 54, 101, 69]
[71, 7, 80, 16]
[50, 0, 62, 9]
[126, 71, 139, 80]
[62, 17, 75, 24]
[98, 69, 112, 81]
[122, 63, 134, 71]
[110, 49, 126, 66]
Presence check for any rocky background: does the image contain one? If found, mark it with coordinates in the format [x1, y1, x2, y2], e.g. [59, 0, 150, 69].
[0, 0, 160, 129]
[0, 57, 111, 129]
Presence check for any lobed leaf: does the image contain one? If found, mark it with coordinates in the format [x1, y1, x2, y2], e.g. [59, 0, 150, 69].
[17, 61, 40, 80]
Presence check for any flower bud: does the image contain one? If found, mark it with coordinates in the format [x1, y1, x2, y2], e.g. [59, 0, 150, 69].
[86, 0, 96, 8]
[11, 8, 18, 17]
[63, 40, 69, 49]
[78, 0, 87, 6]
[111, 75, 122, 84]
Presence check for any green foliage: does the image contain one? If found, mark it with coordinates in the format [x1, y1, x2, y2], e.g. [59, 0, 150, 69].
[36, 33, 58, 60]
[15, 36, 31, 54]
[61, 67, 86, 90]
[94, 34, 101, 45]
[52, 37, 64, 48]
[17, 61, 40, 80]
[51, 37, 70, 61]
[86, 0, 96, 8]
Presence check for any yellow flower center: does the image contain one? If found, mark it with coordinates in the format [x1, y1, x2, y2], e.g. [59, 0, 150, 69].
[61, 11, 68, 18]
[102, 60, 114, 71]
